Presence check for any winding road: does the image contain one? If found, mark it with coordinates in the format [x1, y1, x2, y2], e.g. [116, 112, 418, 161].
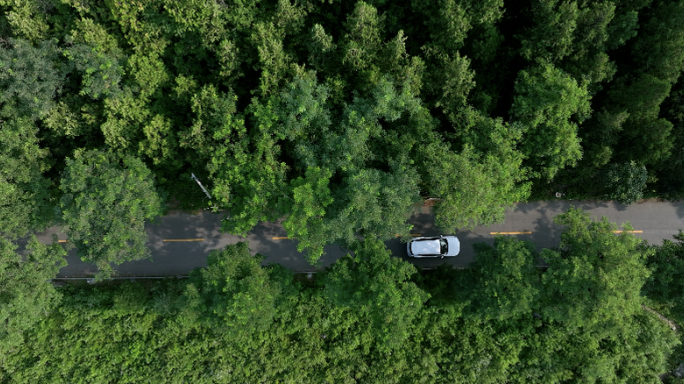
[36, 200, 684, 277]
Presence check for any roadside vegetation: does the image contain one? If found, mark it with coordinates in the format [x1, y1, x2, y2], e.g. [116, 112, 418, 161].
[1, 208, 683, 382]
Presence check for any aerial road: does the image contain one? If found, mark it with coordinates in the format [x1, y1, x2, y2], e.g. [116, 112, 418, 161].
[40, 199, 684, 278]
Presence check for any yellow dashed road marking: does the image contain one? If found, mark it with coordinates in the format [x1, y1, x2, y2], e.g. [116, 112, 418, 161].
[163, 238, 204, 242]
[613, 230, 643, 234]
[490, 231, 532, 235]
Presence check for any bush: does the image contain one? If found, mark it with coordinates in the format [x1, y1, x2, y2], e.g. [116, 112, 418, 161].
[604, 161, 648, 204]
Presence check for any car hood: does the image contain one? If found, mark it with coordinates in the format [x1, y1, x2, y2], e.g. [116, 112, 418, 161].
[445, 237, 460, 256]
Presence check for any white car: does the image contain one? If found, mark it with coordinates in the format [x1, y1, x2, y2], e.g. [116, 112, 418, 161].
[406, 235, 460, 258]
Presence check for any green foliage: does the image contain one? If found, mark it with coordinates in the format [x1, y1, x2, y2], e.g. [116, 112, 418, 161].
[63, 39, 124, 100]
[178, 242, 279, 343]
[0, 116, 53, 239]
[215, 74, 432, 263]
[0, 0, 682, 301]
[179, 83, 243, 167]
[1, 1, 683, 380]
[280, 166, 334, 259]
[645, 230, 684, 322]
[604, 160, 648, 204]
[427, 51, 476, 125]
[0, 235, 66, 361]
[424, 110, 530, 231]
[342, 1, 384, 73]
[631, 0, 684, 84]
[58, 149, 163, 278]
[212, 96, 287, 235]
[511, 63, 591, 179]
[322, 236, 429, 351]
[0, 0, 49, 41]
[465, 236, 540, 321]
[519, 0, 580, 63]
[561, 1, 618, 91]
[1, 212, 678, 382]
[0, 37, 65, 121]
[540, 206, 651, 327]
[509, 206, 678, 383]
[657, 76, 684, 197]
[608, 73, 672, 123]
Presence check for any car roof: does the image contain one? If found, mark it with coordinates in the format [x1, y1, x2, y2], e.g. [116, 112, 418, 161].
[411, 238, 441, 255]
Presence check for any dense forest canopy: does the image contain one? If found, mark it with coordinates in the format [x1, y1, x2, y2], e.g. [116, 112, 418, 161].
[1, 208, 683, 382]
[1, 0, 683, 266]
[1, 1, 684, 379]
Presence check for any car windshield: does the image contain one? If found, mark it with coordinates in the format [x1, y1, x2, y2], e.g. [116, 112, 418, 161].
[440, 238, 448, 254]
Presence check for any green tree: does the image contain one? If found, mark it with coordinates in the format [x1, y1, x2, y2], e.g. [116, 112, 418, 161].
[0, 116, 53, 239]
[608, 74, 674, 165]
[211, 95, 287, 236]
[631, 0, 684, 84]
[644, 230, 684, 321]
[422, 110, 530, 232]
[510, 207, 677, 383]
[215, 74, 429, 263]
[464, 236, 540, 321]
[0, 37, 65, 121]
[63, 39, 125, 100]
[0, 0, 49, 42]
[510, 63, 591, 179]
[657, 77, 684, 196]
[562, 1, 618, 91]
[540, 206, 651, 327]
[177, 242, 280, 345]
[604, 160, 648, 204]
[341, 1, 384, 75]
[426, 51, 476, 125]
[179, 83, 243, 169]
[322, 237, 429, 351]
[58, 149, 163, 278]
[280, 166, 334, 261]
[517, 0, 619, 93]
[518, 0, 580, 63]
[0, 235, 66, 362]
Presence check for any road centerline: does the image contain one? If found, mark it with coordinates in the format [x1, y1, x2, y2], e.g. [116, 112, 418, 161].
[163, 238, 205, 242]
[490, 231, 533, 235]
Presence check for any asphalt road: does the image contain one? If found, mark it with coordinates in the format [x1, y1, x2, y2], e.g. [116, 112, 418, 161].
[36, 200, 684, 277]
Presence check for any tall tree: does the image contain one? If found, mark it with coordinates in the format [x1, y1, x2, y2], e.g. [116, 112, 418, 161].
[540, 206, 650, 327]
[0, 38, 65, 121]
[509, 206, 677, 383]
[0, 116, 53, 239]
[510, 63, 591, 179]
[177, 242, 280, 346]
[611, 0, 684, 167]
[644, 230, 684, 321]
[463, 236, 540, 321]
[0, 235, 66, 362]
[322, 236, 429, 351]
[58, 149, 163, 278]
[424, 108, 530, 231]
